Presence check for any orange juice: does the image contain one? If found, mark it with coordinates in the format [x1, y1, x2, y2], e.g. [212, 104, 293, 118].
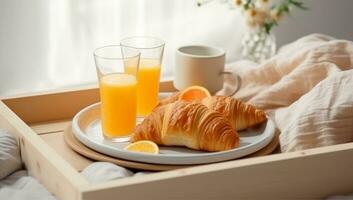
[126, 59, 161, 116]
[99, 73, 137, 138]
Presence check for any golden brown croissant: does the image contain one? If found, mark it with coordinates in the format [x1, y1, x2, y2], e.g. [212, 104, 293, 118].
[157, 92, 180, 107]
[158, 94, 267, 131]
[201, 96, 267, 131]
[131, 101, 239, 152]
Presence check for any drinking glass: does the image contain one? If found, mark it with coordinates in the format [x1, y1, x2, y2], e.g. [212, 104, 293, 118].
[120, 36, 165, 117]
[94, 45, 140, 142]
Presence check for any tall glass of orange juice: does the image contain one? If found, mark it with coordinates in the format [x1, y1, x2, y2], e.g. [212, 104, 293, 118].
[121, 37, 165, 117]
[94, 45, 140, 142]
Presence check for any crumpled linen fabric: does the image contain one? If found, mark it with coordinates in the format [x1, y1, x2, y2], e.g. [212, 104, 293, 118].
[226, 34, 353, 152]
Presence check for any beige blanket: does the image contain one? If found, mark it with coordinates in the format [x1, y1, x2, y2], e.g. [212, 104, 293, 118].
[227, 34, 353, 152]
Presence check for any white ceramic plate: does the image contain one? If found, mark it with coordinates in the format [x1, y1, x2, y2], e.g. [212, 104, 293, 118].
[72, 101, 275, 165]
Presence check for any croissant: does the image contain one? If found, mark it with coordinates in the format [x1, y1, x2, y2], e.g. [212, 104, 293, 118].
[157, 92, 180, 107]
[201, 96, 266, 131]
[131, 101, 239, 152]
[158, 94, 267, 131]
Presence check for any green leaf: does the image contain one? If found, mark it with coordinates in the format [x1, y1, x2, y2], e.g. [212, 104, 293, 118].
[244, 0, 253, 10]
[289, 0, 308, 10]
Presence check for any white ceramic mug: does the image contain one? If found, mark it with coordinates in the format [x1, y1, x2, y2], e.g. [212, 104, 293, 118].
[174, 45, 241, 95]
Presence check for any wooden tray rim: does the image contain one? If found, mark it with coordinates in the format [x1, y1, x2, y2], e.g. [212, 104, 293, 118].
[1, 82, 353, 200]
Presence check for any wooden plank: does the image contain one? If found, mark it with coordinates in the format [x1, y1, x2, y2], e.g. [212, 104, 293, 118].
[2, 88, 100, 124]
[31, 120, 71, 135]
[30, 119, 93, 171]
[40, 131, 93, 171]
[159, 80, 177, 92]
[0, 100, 88, 200]
[81, 142, 353, 200]
[2, 81, 176, 124]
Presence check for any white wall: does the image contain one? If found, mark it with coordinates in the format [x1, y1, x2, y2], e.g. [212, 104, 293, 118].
[275, 0, 353, 47]
[1, 0, 353, 96]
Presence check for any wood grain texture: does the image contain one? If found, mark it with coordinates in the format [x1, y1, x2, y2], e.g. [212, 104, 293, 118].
[31, 120, 71, 135]
[81, 142, 353, 200]
[2, 81, 176, 124]
[2, 88, 100, 124]
[0, 101, 88, 200]
[40, 131, 93, 171]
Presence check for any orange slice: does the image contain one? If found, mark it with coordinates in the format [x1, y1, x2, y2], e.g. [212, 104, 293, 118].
[178, 85, 211, 101]
[124, 140, 159, 154]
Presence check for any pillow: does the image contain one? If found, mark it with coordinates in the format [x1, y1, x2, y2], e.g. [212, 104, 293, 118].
[0, 129, 22, 179]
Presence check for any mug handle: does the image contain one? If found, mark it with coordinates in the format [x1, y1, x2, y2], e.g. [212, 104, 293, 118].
[219, 71, 242, 97]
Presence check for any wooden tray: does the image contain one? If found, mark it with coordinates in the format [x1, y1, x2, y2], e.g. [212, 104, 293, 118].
[1, 82, 353, 200]
[63, 124, 279, 171]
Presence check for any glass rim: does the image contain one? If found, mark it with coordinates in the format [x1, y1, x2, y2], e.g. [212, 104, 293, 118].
[93, 45, 141, 60]
[120, 36, 165, 50]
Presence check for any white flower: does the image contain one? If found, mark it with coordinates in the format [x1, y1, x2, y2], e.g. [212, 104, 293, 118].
[245, 8, 269, 27]
[259, 0, 270, 7]
[234, 0, 243, 7]
[270, 9, 282, 22]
